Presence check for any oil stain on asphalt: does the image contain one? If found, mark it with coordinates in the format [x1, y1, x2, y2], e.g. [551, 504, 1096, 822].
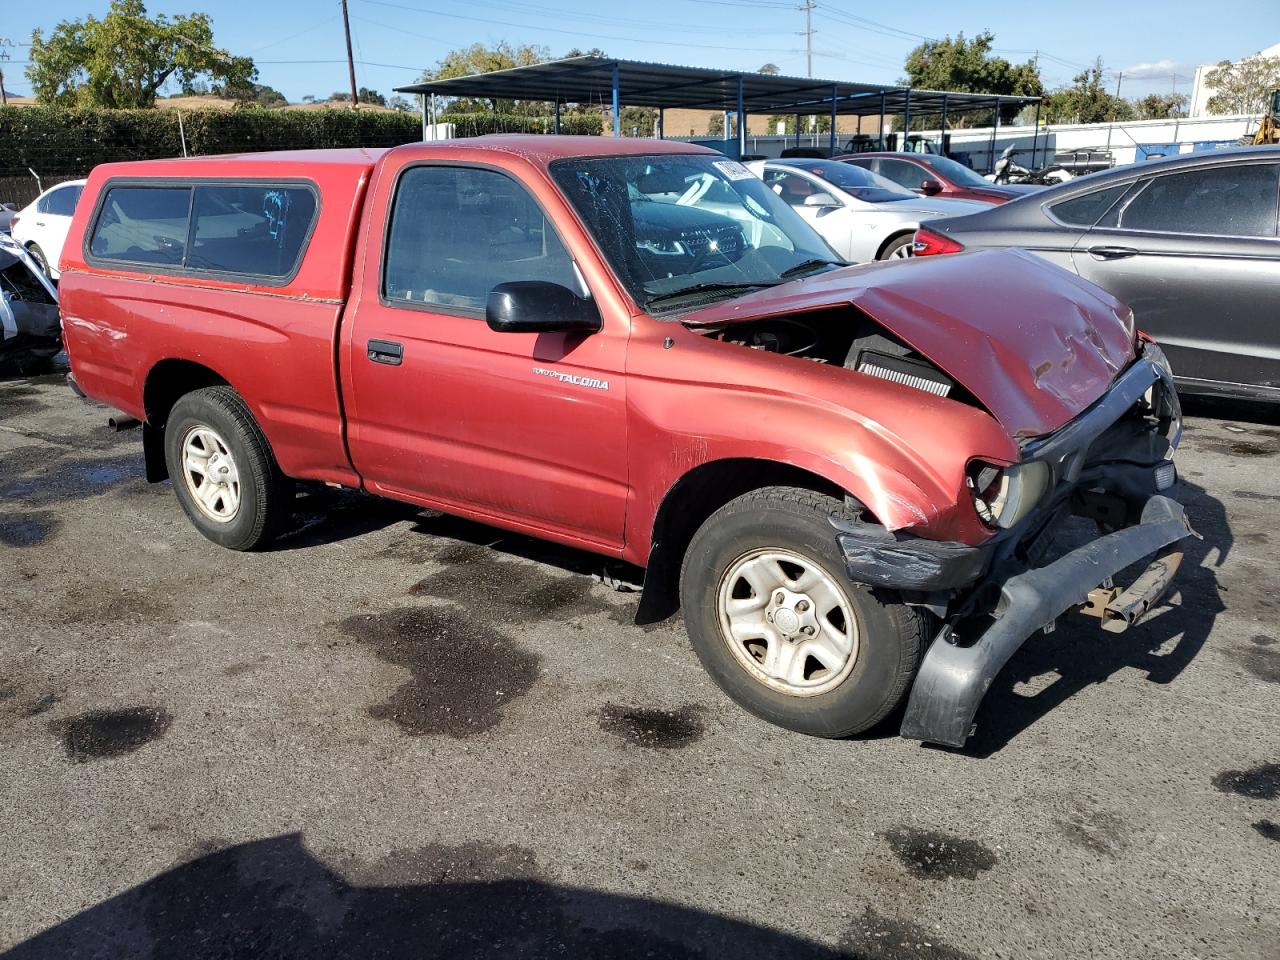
[337, 607, 541, 738]
[52, 706, 174, 762]
[1230, 643, 1280, 683]
[838, 907, 976, 960]
[882, 828, 998, 880]
[0, 512, 59, 547]
[1212, 763, 1280, 800]
[598, 704, 705, 749]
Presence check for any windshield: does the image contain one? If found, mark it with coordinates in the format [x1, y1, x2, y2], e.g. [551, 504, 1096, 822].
[549, 154, 841, 311]
[772, 160, 916, 203]
[919, 155, 991, 188]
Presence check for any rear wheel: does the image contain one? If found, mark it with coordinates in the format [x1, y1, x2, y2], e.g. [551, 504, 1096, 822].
[163, 386, 293, 550]
[679, 486, 924, 738]
[879, 235, 914, 260]
[26, 243, 50, 276]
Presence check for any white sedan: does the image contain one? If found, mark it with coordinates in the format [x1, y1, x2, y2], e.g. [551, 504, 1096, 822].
[10, 179, 87, 279]
[750, 159, 990, 262]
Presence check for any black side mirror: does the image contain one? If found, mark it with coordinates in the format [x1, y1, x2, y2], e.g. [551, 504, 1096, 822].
[486, 281, 601, 334]
[920, 178, 944, 196]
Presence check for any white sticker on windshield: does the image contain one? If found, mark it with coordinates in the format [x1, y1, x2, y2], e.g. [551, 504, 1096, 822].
[713, 160, 755, 181]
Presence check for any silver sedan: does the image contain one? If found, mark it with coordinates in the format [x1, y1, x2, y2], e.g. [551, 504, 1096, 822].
[750, 158, 992, 262]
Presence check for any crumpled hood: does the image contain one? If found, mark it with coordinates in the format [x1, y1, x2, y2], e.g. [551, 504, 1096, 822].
[682, 248, 1136, 439]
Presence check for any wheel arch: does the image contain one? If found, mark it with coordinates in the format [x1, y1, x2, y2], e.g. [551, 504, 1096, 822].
[140, 359, 231, 482]
[634, 458, 861, 625]
[875, 228, 916, 260]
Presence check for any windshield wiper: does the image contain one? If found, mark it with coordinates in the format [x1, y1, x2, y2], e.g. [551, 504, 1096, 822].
[779, 258, 843, 278]
[645, 280, 780, 307]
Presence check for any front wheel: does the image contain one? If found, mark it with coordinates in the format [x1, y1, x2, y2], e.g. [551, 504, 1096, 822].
[879, 235, 915, 260]
[163, 386, 294, 550]
[680, 487, 924, 738]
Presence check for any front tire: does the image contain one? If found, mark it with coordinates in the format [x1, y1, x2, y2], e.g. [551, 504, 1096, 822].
[879, 234, 915, 260]
[680, 487, 923, 738]
[163, 386, 293, 550]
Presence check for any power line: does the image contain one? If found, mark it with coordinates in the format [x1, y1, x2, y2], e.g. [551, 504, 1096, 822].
[358, 0, 792, 53]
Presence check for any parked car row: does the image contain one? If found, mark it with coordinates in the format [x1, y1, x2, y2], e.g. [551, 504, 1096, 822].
[913, 146, 1280, 402]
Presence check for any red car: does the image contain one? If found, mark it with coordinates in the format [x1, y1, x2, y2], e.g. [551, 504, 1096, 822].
[58, 136, 1188, 747]
[835, 152, 1043, 205]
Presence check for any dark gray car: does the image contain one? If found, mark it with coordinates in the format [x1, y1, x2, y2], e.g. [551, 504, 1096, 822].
[915, 146, 1280, 401]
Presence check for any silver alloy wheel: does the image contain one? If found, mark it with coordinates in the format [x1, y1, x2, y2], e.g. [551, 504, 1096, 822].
[716, 548, 859, 697]
[888, 242, 914, 259]
[180, 424, 241, 523]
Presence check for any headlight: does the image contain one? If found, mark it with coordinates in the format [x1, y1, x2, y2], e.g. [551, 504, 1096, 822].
[1142, 341, 1174, 380]
[966, 460, 1051, 530]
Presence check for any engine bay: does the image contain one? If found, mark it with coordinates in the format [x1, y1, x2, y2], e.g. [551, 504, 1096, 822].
[693, 309, 971, 404]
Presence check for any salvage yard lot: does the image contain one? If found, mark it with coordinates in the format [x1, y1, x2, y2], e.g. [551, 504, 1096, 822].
[1, 369, 1277, 959]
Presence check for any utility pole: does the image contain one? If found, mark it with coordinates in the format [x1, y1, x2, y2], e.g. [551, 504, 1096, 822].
[340, 0, 359, 109]
[0, 66, 7, 107]
[1114, 71, 1123, 99]
[800, 0, 814, 78]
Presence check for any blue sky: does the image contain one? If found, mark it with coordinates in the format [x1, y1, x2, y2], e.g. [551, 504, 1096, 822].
[1, 0, 1276, 102]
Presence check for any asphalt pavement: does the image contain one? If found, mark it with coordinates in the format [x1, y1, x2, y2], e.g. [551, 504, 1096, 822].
[1, 369, 1277, 959]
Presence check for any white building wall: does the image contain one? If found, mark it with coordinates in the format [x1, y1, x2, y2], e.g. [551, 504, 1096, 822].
[915, 114, 1256, 173]
[1189, 42, 1280, 117]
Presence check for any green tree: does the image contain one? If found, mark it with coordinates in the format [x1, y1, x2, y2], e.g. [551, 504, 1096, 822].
[421, 42, 552, 112]
[357, 86, 386, 107]
[1043, 59, 1134, 123]
[1133, 92, 1187, 120]
[27, 0, 256, 108]
[902, 31, 1042, 128]
[1205, 54, 1280, 115]
[619, 105, 656, 136]
[388, 95, 413, 112]
[758, 63, 781, 75]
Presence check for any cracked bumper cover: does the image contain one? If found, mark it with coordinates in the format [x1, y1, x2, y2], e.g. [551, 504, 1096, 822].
[832, 348, 1189, 747]
[898, 494, 1192, 747]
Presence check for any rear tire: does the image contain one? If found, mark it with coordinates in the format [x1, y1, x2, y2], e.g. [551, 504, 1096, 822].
[163, 386, 293, 551]
[26, 243, 50, 276]
[679, 486, 923, 738]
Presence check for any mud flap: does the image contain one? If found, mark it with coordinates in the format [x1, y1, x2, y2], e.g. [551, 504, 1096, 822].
[899, 495, 1193, 748]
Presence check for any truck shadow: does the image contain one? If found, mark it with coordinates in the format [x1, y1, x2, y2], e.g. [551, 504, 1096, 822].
[1, 833, 848, 960]
[960, 479, 1229, 758]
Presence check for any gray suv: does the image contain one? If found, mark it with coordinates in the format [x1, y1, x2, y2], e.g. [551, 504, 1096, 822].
[913, 146, 1280, 402]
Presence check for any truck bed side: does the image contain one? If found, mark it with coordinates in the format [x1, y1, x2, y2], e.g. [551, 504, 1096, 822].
[59, 151, 380, 486]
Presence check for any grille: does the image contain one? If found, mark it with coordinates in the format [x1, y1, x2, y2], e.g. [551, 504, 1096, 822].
[856, 352, 953, 398]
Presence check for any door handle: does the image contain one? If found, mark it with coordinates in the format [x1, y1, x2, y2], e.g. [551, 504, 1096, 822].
[367, 339, 403, 366]
[1087, 245, 1138, 261]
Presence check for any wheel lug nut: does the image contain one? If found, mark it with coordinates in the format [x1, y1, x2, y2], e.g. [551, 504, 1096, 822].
[802, 625, 815, 635]
[775, 592, 785, 604]
[766, 612, 774, 622]
[796, 600, 810, 612]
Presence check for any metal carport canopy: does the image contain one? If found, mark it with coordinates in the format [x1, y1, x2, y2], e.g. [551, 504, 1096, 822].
[394, 56, 1041, 157]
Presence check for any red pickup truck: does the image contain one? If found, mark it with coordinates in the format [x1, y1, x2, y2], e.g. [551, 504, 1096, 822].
[59, 136, 1191, 747]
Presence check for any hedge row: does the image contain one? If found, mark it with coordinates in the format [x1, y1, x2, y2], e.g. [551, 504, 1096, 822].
[0, 106, 602, 177]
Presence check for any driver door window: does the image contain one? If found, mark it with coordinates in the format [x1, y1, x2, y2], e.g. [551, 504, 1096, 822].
[384, 165, 581, 313]
[876, 159, 926, 191]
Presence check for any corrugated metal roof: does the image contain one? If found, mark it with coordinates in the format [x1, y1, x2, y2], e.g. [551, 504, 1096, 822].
[395, 56, 1038, 116]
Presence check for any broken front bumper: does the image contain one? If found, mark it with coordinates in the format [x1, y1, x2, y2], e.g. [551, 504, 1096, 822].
[898, 494, 1192, 747]
[833, 346, 1192, 747]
